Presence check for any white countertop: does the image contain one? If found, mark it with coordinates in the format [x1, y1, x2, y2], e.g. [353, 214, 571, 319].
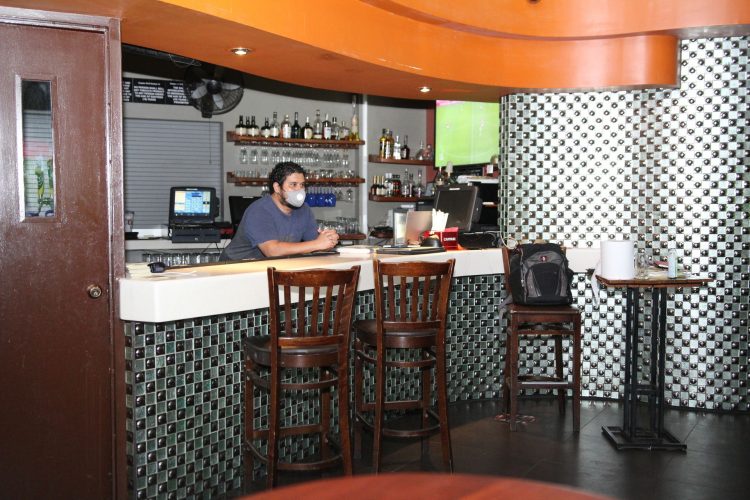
[119, 247, 599, 323]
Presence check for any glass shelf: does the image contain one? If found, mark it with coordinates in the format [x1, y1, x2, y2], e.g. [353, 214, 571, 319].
[227, 172, 364, 186]
[368, 194, 433, 203]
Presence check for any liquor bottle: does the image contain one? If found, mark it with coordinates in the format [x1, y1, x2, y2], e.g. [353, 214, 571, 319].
[322, 113, 332, 140]
[338, 120, 350, 141]
[385, 130, 394, 159]
[415, 140, 425, 160]
[378, 128, 388, 159]
[402, 135, 410, 160]
[350, 94, 359, 140]
[424, 143, 433, 160]
[260, 117, 271, 138]
[303, 116, 314, 139]
[280, 113, 292, 139]
[403, 169, 412, 197]
[393, 134, 402, 160]
[331, 117, 339, 140]
[313, 109, 323, 139]
[291, 112, 302, 139]
[269, 112, 280, 138]
[235, 115, 245, 136]
[414, 170, 424, 197]
[370, 175, 379, 196]
[247, 115, 259, 137]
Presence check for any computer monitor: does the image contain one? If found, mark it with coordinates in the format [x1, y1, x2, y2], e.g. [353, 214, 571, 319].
[228, 195, 260, 232]
[169, 186, 217, 225]
[433, 185, 481, 231]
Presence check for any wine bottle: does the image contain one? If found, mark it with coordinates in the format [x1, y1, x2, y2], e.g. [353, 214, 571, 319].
[370, 175, 378, 196]
[322, 113, 332, 140]
[269, 111, 280, 138]
[247, 115, 259, 137]
[303, 116, 314, 139]
[260, 117, 271, 138]
[291, 112, 302, 139]
[235, 115, 245, 136]
[313, 109, 323, 139]
[280, 113, 292, 139]
[402, 135, 410, 160]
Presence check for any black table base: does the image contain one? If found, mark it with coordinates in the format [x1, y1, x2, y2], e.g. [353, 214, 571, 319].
[602, 287, 687, 452]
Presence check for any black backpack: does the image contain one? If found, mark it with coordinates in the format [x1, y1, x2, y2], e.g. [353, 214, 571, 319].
[508, 243, 574, 306]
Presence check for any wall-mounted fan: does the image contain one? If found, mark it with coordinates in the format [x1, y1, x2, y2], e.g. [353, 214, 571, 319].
[183, 65, 244, 118]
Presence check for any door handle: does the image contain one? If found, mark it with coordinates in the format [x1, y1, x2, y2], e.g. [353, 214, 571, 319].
[87, 284, 103, 299]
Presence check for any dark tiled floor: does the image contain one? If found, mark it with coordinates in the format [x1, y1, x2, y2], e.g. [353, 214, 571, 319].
[246, 399, 750, 499]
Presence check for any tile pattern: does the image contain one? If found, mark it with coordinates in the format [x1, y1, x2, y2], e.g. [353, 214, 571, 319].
[500, 37, 749, 412]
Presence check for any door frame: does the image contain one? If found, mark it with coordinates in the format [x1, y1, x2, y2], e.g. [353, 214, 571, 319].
[0, 6, 125, 498]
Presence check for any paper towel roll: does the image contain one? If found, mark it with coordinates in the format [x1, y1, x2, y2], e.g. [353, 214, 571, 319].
[600, 239, 635, 279]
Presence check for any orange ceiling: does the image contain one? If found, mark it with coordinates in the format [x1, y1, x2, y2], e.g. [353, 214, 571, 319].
[1, 0, 749, 101]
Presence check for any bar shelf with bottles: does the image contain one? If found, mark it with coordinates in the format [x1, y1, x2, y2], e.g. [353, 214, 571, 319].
[227, 172, 365, 186]
[227, 132, 364, 149]
[367, 155, 432, 166]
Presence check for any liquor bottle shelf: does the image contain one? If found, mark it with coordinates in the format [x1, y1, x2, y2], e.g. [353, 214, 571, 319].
[227, 172, 364, 186]
[367, 155, 432, 165]
[227, 132, 364, 149]
[368, 194, 433, 203]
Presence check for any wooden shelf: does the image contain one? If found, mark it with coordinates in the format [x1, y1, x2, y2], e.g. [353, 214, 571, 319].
[339, 233, 366, 241]
[227, 132, 364, 149]
[228, 172, 364, 186]
[368, 155, 432, 166]
[368, 194, 433, 203]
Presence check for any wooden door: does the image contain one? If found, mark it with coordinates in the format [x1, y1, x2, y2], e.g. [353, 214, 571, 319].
[0, 12, 120, 499]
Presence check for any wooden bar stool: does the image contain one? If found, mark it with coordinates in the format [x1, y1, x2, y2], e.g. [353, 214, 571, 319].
[243, 265, 361, 488]
[353, 259, 455, 473]
[501, 246, 582, 432]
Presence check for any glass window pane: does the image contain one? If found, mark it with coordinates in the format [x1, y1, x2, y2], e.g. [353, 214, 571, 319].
[21, 80, 55, 219]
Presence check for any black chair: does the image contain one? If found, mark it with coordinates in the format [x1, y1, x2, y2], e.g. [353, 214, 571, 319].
[244, 265, 361, 488]
[228, 195, 259, 234]
[501, 245, 582, 432]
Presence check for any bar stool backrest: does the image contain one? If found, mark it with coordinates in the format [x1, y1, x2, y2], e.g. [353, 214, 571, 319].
[373, 259, 455, 335]
[267, 266, 361, 351]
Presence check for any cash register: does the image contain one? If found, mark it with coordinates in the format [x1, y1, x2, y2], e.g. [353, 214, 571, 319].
[168, 186, 221, 243]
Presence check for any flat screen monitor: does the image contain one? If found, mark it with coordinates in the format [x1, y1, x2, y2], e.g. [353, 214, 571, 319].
[433, 185, 481, 232]
[169, 186, 217, 225]
[435, 100, 499, 167]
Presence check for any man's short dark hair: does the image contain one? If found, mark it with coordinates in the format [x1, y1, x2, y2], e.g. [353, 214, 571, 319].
[269, 161, 305, 192]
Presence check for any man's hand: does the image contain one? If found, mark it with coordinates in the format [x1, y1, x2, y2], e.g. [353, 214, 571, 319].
[316, 229, 339, 250]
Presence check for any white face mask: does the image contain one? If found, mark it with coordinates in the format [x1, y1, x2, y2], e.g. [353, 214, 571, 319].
[283, 188, 306, 208]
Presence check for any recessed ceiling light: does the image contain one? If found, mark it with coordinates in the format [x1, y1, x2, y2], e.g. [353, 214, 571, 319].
[418, 86, 431, 93]
[230, 47, 251, 56]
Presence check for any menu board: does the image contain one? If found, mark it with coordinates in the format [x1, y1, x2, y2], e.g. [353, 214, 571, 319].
[122, 78, 190, 106]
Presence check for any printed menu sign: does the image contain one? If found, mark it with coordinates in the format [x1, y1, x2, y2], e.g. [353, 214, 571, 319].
[122, 78, 190, 105]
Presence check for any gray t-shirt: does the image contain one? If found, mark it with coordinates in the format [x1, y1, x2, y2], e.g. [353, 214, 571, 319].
[220, 195, 318, 261]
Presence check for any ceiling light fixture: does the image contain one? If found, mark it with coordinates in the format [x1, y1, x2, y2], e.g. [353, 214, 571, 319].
[418, 86, 431, 93]
[230, 47, 251, 56]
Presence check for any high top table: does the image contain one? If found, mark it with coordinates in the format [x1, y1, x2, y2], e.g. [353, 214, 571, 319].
[596, 274, 711, 451]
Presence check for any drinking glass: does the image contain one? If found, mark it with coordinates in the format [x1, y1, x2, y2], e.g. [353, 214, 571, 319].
[636, 252, 649, 278]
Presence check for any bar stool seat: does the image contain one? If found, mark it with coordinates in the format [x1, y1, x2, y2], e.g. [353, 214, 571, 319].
[353, 259, 456, 473]
[354, 319, 438, 348]
[244, 336, 340, 367]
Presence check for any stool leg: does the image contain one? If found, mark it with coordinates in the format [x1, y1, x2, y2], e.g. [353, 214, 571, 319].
[337, 357, 353, 475]
[353, 339, 363, 460]
[436, 341, 453, 472]
[572, 318, 582, 433]
[372, 344, 386, 473]
[244, 358, 255, 491]
[502, 331, 511, 414]
[421, 349, 431, 458]
[555, 336, 565, 415]
[320, 368, 331, 462]
[266, 365, 280, 488]
[509, 318, 520, 432]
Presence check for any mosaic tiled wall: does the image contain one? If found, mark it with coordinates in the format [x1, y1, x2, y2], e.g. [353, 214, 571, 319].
[500, 37, 749, 413]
